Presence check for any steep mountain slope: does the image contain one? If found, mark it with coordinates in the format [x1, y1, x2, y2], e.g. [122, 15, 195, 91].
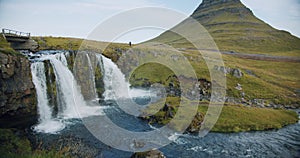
[138, 0, 300, 106]
[150, 0, 300, 55]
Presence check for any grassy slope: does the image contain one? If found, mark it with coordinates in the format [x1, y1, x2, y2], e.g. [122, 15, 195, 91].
[0, 129, 70, 158]
[143, 97, 298, 133]
[129, 48, 300, 105]
[143, 1, 300, 105]
[151, 1, 300, 56]
[222, 54, 300, 104]
[0, 35, 22, 56]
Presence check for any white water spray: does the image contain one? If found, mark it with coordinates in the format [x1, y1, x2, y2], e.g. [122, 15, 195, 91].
[31, 52, 104, 133]
[97, 54, 152, 100]
[31, 62, 65, 133]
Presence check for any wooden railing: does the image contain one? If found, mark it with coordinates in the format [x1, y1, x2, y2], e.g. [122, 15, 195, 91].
[2, 28, 30, 38]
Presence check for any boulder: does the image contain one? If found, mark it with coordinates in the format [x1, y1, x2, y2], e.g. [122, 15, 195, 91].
[186, 112, 204, 133]
[131, 150, 166, 158]
[232, 68, 243, 78]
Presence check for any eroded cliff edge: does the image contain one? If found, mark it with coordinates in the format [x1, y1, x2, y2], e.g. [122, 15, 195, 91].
[0, 51, 37, 128]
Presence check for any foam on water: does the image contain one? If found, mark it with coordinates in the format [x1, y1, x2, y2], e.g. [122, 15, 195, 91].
[31, 52, 104, 133]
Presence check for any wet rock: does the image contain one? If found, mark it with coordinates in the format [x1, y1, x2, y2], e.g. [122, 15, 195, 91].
[186, 112, 204, 133]
[163, 104, 175, 119]
[131, 150, 166, 158]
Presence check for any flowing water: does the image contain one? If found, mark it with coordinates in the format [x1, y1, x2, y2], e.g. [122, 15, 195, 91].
[99, 54, 152, 100]
[29, 50, 300, 157]
[31, 62, 65, 133]
[34, 100, 300, 157]
[31, 51, 104, 133]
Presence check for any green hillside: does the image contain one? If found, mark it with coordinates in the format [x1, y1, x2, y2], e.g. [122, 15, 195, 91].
[150, 0, 300, 56]
[135, 0, 300, 106]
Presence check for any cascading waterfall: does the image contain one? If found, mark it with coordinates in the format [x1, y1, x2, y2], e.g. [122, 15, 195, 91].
[31, 51, 104, 133]
[54, 53, 68, 66]
[98, 55, 130, 100]
[97, 54, 151, 100]
[49, 56, 86, 118]
[49, 53, 103, 119]
[30, 51, 153, 133]
[31, 62, 65, 133]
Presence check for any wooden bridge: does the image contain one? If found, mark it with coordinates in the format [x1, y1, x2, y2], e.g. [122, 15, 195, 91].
[2, 29, 39, 52]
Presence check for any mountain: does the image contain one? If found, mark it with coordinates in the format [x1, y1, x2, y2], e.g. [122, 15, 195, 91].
[150, 0, 300, 55]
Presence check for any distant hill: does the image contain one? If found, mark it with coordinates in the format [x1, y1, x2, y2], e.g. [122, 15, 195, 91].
[150, 0, 300, 55]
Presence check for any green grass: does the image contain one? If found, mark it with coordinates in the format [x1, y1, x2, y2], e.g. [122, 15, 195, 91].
[150, 0, 300, 56]
[128, 47, 300, 105]
[28, 36, 300, 105]
[142, 97, 299, 133]
[222, 54, 300, 105]
[211, 105, 298, 132]
[0, 35, 22, 56]
[33, 36, 83, 50]
[0, 129, 70, 158]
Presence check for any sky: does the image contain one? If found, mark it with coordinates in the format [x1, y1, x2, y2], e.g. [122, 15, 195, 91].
[0, 0, 299, 43]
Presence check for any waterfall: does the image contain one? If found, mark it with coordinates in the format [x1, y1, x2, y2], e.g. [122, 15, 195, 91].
[97, 54, 152, 100]
[99, 55, 131, 100]
[54, 53, 68, 66]
[31, 62, 65, 133]
[49, 54, 102, 119]
[49, 56, 84, 118]
[96, 54, 159, 117]
[31, 51, 104, 134]
[30, 51, 154, 133]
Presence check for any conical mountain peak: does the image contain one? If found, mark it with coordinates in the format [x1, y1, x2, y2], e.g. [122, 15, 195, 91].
[151, 0, 300, 54]
[201, 0, 241, 6]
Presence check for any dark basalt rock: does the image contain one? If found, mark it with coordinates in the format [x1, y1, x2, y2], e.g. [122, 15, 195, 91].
[0, 52, 37, 128]
[186, 112, 204, 133]
[131, 150, 166, 158]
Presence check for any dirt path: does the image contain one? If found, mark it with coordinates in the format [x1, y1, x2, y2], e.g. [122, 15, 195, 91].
[221, 51, 300, 62]
[184, 48, 300, 62]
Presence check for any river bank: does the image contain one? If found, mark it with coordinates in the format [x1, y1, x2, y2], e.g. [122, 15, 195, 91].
[2, 101, 299, 158]
[140, 97, 299, 133]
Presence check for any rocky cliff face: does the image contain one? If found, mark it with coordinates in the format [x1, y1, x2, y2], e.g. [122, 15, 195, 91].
[198, 0, 241, 9]
[0, 52, 37, 128]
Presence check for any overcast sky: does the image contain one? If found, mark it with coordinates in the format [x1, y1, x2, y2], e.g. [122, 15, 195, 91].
[0, 0, 299, 43]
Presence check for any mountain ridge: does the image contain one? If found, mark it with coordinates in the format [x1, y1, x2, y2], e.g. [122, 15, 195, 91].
[150, 0, 300, 55]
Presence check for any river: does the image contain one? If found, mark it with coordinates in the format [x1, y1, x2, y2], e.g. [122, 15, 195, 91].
[28, 50, 300, 157]
[32, 100, 300, 158]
